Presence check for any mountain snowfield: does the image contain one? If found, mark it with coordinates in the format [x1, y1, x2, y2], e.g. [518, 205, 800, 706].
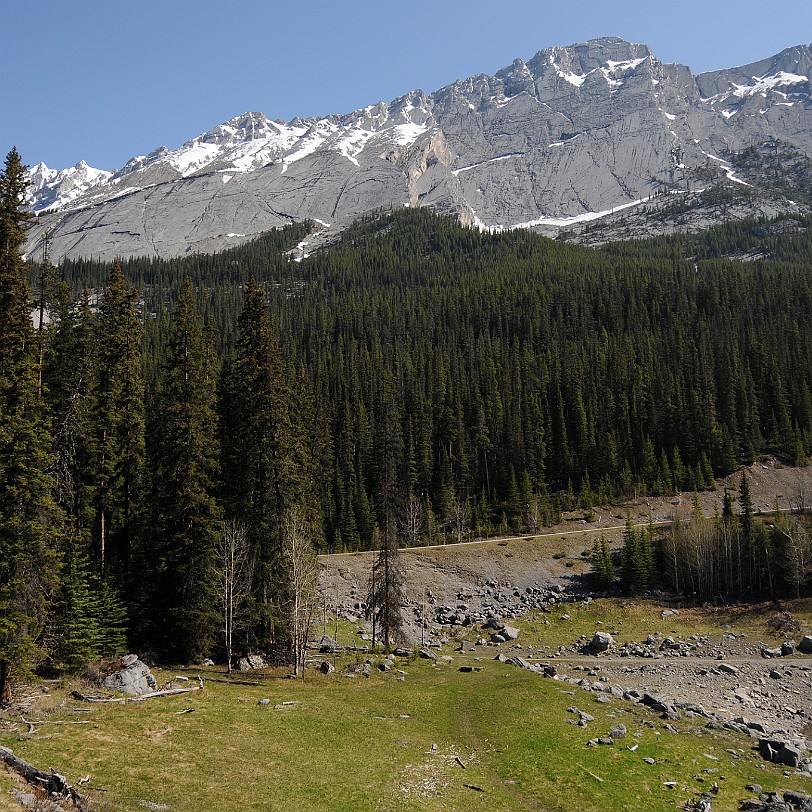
[24, 37, 812, 261]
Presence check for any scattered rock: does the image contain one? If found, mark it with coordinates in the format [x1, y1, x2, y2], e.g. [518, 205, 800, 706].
[762, 647, 784, 659]
[319, 661, 335, 675]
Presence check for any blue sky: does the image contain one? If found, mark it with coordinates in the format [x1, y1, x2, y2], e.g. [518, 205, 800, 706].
[4, 0, 811, 171]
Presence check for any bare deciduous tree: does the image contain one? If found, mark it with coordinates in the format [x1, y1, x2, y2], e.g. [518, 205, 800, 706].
[451, 495, 470, 544]
[398, 491, 424, 548]
[773, 513, 812, 598]
[791, 467, 809, 514]
[282, 508, 319, 679]
[216, 519, 253, 673]
[524, 494, 541, 535]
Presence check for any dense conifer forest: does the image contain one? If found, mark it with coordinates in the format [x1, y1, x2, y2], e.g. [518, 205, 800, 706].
[4, 143, 812, 680]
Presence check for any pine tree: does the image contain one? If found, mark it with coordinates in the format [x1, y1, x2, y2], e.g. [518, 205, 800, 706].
[91, 260, 145, 581]
[0, 149, 62, 704]
[367, 373, 406, 652]
[51, 538, 101, 670]
[590, 536, 615, 590]
[147, 278, 221, 660]
[219, 278, 319, 654]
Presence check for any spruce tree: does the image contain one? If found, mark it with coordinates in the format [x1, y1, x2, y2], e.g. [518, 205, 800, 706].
[219, 278, 319, 653]
[368, 374, 406, 652]
[0, 149, 61, 703]
[147, 278, 221, 660]
[91, 260, 145, 581]
[590, 536, 615, 590]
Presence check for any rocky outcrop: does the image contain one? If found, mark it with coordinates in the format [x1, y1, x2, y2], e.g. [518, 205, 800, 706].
[25, 38, 812, 261]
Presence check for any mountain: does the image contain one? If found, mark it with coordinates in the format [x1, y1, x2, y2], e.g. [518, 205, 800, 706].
[24, 37, 812, 261]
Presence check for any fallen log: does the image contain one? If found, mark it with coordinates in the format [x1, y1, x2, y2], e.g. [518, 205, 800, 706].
[128, 685, 201, 702]
[70, 691, 125, 703]
[71, 685, 201, 704]
[0, 746, 89, 810]
[200, 676, 262, 686]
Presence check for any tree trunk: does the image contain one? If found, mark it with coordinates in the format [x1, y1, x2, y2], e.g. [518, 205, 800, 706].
[0, 660, 12, 706]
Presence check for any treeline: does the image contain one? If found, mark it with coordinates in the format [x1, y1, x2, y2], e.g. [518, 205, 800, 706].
[594, 477, 812, 601]
[5, 146, 812, 687]
[29, 209, 812, 558]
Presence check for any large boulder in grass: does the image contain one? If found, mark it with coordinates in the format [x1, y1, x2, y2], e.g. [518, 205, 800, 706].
[103, 655, 157, 696]
[591, 631, 614, 652]
[237, 654, 269, 671]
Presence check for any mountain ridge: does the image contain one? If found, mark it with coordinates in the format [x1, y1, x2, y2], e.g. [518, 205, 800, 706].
[24, 36, 812, 261]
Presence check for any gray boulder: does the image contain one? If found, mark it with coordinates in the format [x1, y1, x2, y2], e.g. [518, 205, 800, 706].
[501, 625, 521, 641]
[759, 737, 806, 768]
[237, 654, 268, 671]
[797, 635, 812, 654]
[103, 655, 157, 696]
[591, 631, 613, 652]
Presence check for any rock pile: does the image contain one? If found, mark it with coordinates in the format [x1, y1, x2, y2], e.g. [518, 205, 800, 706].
[497, 653, 812, 773]
[424, 583, 573, 629]
[741, 789, 812, 811]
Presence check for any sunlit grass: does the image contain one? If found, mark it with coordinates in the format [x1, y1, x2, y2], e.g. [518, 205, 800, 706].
[3, 598, 812, 811]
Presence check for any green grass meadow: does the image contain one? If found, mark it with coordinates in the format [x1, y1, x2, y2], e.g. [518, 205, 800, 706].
[5, 599, 812, 811]
[0, 663, 802, 811]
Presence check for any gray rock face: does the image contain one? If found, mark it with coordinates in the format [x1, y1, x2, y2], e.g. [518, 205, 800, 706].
[25, 38, 812, 262]
[103, 655, 157, 696]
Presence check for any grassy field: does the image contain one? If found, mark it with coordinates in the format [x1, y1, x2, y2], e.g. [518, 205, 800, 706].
[3, 600, 812, 812]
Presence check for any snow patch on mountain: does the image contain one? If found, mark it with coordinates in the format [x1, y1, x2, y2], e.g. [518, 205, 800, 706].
[27, 160, 113, 212]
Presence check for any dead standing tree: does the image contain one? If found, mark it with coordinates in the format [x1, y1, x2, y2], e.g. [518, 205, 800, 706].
[216, 519, 253, 673]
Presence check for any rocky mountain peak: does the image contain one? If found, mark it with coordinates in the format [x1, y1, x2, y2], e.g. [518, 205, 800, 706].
[24, 38, 812, 260]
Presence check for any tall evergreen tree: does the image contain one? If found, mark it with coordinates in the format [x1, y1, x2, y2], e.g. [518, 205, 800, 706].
[0, 149, 61, 703]
[91, 259, 145, 582]
[219, 278, 319, 653]
[146, 278, 221, 661]
[368, 374, 406, 652]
